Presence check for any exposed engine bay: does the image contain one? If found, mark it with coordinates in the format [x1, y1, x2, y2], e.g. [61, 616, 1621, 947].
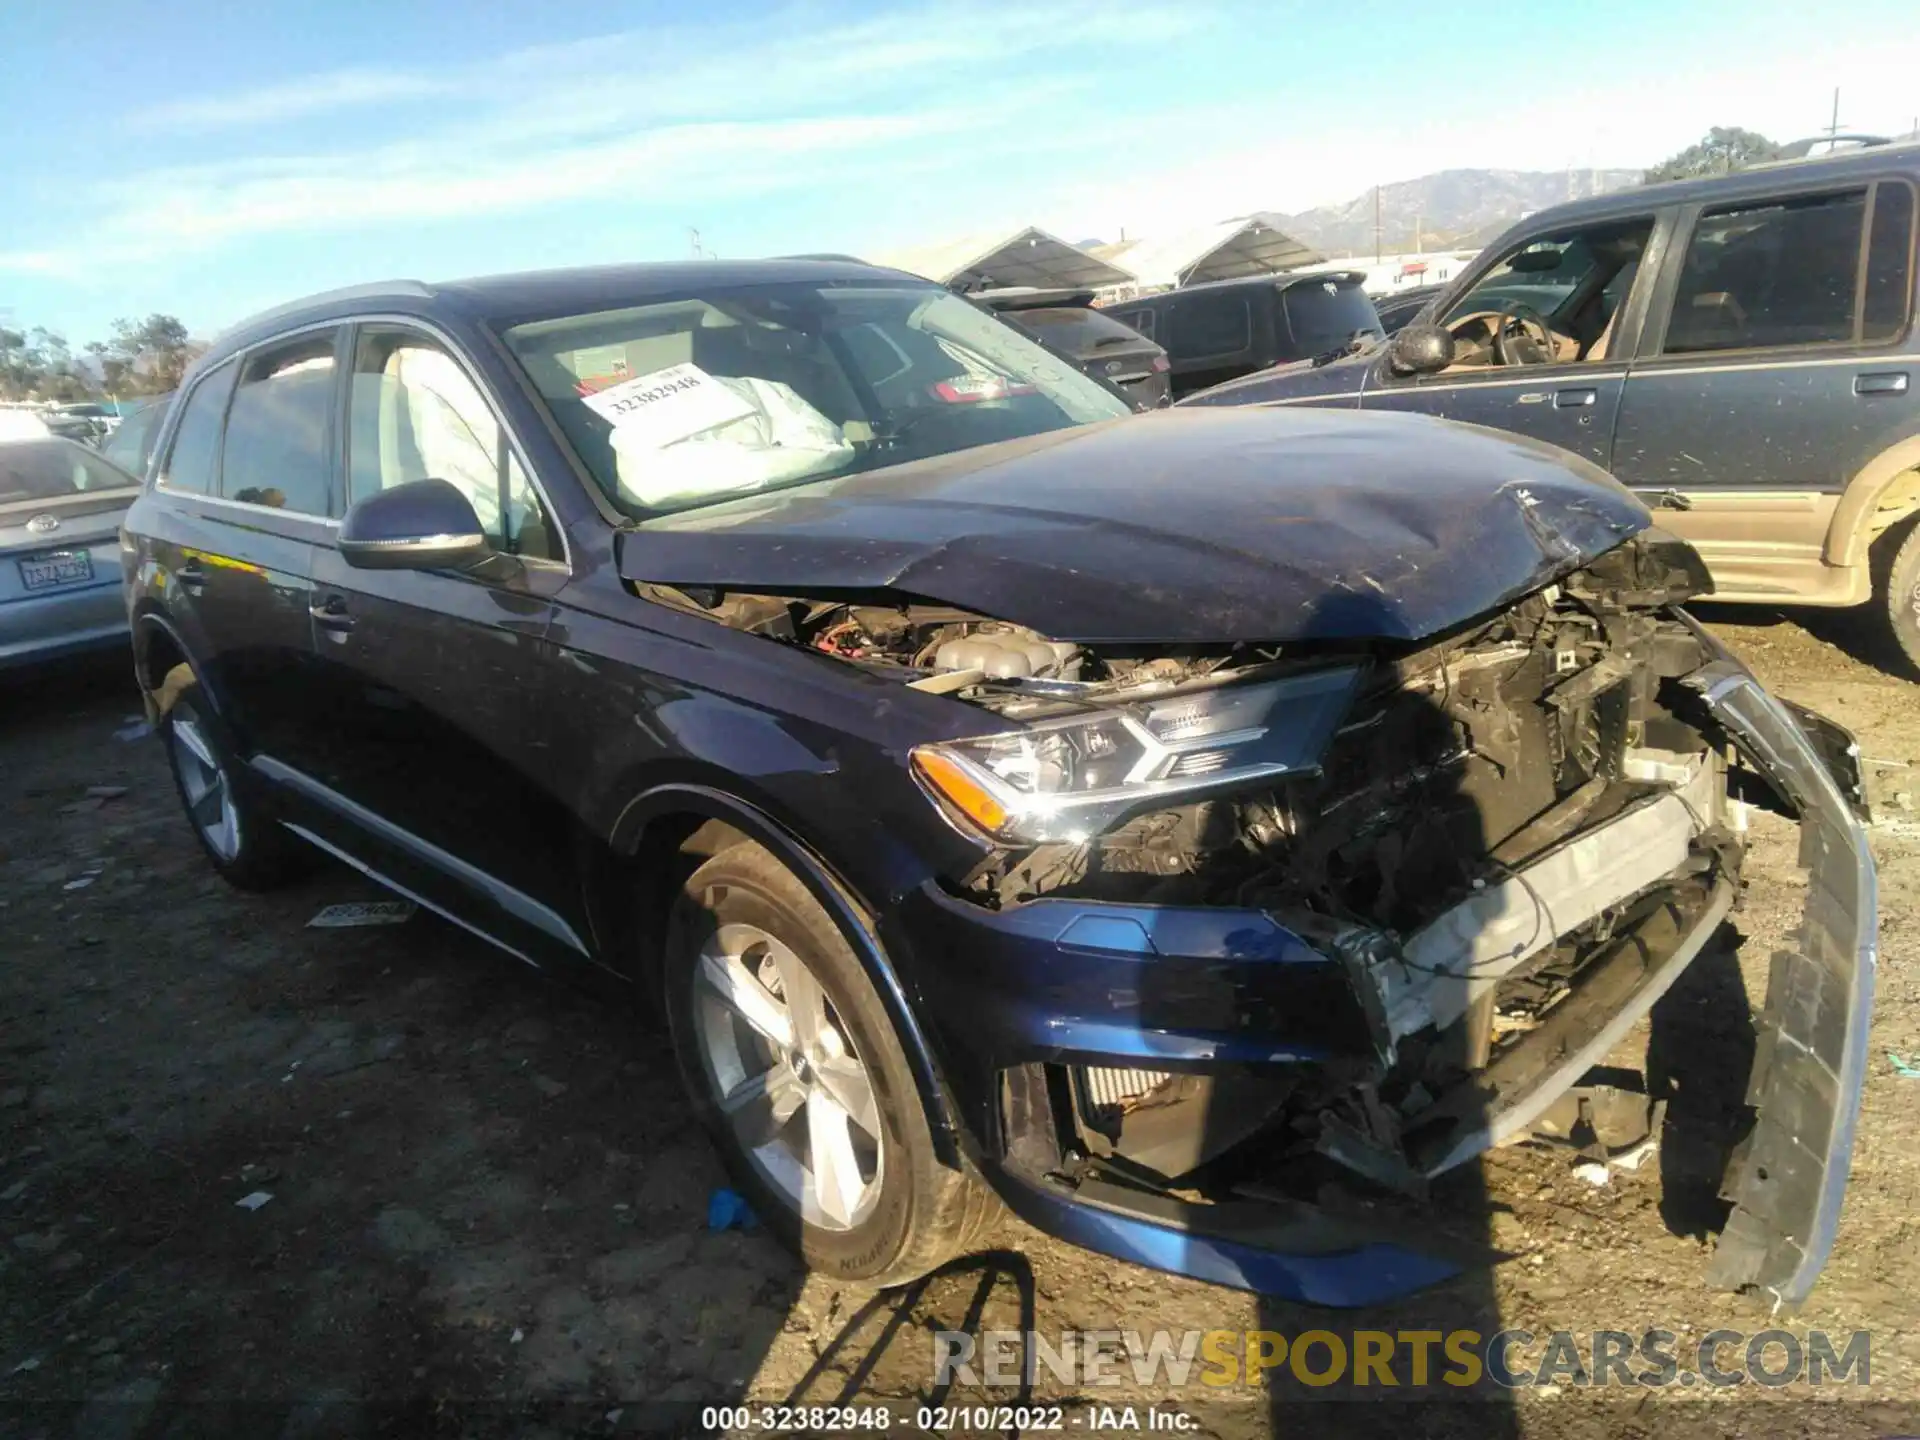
[646, 535, 1772, 1204]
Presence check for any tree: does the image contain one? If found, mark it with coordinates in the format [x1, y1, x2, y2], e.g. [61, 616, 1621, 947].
[1644, 127, 1780, 184]
[0, 325, 94, 402]
[99, 314, 200, 396]
[0, 311, 200, 402]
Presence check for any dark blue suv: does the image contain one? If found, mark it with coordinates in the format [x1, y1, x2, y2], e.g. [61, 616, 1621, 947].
[120, 259, 1874, 1308]
[1188, 143, 1920, 669]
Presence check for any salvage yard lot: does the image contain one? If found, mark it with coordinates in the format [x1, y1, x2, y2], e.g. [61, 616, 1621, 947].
[3, 611, 1919, 1438]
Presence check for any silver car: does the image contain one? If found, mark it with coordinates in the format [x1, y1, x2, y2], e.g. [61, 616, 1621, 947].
[0, 438, 140, 669]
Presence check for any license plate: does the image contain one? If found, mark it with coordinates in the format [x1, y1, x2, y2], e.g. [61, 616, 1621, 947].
[18, 550, 95, 591]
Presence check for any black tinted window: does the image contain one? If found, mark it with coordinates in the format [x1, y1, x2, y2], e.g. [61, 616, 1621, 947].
[1011, 307, 1151, 354]
[1666, 190, 1867, 353]
[1864, 182, 1916, 342]
[221, 333, 339, 514]
[1167, 294, 1250, 358]
[1280, 280, 1382, 354]
[1110, 307, 1155, 338]
[158, 362, 235, 495]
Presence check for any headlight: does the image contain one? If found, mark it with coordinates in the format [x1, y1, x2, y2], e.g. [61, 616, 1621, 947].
[911, 666, 1362, 844]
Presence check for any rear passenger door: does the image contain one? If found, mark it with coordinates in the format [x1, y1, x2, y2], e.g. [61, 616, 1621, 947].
[1611, 180, 1917, 597]
[298, 324, 585, 967]
[146, 330, 341, 764]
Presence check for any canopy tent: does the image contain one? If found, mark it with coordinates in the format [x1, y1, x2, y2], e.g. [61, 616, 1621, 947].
[870, 226, 1135, 293]
[1105, 214, 1323, 290]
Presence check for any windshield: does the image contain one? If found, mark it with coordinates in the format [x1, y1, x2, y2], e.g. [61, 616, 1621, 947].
[501, 282, 1130, 515]
[0, 439, 140, 511]
[1280, 279, 1384, 355]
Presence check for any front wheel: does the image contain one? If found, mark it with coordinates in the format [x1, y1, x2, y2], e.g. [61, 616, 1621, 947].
[663, 841, 996, 1286]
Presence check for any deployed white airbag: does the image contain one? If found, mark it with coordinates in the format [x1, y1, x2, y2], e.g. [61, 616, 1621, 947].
[589, 363, 854, 508]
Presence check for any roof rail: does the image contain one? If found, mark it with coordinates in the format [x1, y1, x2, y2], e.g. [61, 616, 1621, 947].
[1773, 134, 1893, 160]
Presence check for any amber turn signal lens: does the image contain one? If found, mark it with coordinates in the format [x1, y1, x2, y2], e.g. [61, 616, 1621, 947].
[911, 748, 1011, 837]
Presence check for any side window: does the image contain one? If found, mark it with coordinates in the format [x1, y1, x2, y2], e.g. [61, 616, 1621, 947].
[347, 329, 553, 559]
[1863, 182, 1916, 342]
[221, 332, 339, 515]
[1167, 294, 1250, 359]
[156, 362, 235, 495]
[1111, 307, 1155, 339]
[1664, 189, 1869, 354]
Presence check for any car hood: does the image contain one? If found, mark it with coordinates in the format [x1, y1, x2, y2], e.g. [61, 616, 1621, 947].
[615, 406, 1649, 645]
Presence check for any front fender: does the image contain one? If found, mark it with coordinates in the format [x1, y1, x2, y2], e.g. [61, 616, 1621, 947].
[610, 781, 964, 1170]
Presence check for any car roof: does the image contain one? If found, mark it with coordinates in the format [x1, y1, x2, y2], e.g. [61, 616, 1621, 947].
[205, 258, 927, 362]
[1502, 140, 1920, 237]
[1119, 269, 1368, 304]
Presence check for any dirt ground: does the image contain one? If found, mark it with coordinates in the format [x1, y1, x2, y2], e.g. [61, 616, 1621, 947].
[3, 607, 1919, 1438]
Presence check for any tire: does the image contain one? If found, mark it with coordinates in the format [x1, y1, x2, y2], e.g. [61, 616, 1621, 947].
[663, 841, 997, 1286]
[161, 680, 312, 891]
[1874, 513, 1920, 674]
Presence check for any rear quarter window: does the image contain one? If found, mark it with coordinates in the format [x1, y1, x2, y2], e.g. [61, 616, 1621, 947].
[1166, 293, 1251, 360]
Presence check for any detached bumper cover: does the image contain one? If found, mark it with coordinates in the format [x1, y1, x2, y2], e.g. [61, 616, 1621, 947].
[1692, 662, 1878, 1309]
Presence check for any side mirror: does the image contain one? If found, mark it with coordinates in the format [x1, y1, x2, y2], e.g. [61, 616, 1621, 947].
[338, 478, 490, 571]
[1386, 323, 1455, 377]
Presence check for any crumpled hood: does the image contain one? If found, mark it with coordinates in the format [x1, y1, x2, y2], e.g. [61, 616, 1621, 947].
[616, 406, 1650, 645]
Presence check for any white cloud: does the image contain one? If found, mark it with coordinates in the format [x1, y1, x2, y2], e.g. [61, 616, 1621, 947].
[134, 68, 458, 131]
[10, 0, 1196, 279]
[18, 3, 1917, 290]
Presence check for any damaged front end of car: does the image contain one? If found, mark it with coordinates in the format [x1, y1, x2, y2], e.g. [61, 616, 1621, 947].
[635, 527, 1875, 1309]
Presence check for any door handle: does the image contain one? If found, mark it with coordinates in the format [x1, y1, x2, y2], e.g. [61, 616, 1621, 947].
[309, 594, 354, 634]
[176, 558, 206, 596]
[1553, 388, 1598, 408]
[1855, 371, 1909, 396]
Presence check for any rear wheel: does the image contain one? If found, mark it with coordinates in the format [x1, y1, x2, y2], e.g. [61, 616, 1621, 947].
[161, 681, 311, 890]
[1874, 514, 1920, 674]
[663, 841, 996, 1285]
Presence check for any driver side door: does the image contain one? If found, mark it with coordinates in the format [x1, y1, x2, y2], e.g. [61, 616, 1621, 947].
[1361, 211, 1674, 469]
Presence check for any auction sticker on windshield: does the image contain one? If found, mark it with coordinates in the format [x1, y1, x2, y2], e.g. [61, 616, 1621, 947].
[579, 362, 755, 449]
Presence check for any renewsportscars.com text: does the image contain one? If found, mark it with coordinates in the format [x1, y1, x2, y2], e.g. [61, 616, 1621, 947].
[933, 1327, 1871, 1392]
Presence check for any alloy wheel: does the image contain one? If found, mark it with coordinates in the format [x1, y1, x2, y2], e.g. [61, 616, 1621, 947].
[693, 921, 884, 1231]
[170, 713, 241, 862]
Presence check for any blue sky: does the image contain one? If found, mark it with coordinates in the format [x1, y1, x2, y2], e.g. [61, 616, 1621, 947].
[3, 0, 1916, 344]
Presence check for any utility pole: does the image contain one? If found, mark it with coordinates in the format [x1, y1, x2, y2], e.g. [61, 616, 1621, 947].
[1825, 88, 1844, 143]
[687, 227, 707, 259]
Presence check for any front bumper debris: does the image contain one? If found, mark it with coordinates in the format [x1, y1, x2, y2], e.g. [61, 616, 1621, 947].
[1690, 661, 1878, 1310]
[897, 661, 1875, 1308]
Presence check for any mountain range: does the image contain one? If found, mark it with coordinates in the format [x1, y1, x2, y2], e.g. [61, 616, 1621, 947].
[1271, 167, 1644, 258]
